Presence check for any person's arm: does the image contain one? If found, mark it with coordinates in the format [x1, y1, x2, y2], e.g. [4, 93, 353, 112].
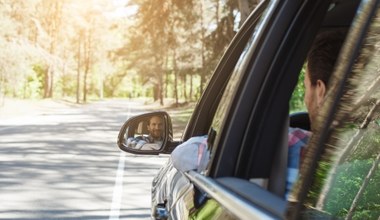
[171, 135, 209, 173]
[140, 143, 161, 150]
[126, 137, 137, 148]
[125, 136, 147, 149]
[134, 139, 147, 150]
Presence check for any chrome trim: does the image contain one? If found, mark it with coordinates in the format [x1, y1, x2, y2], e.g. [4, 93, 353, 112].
[185, 171, 279, 220]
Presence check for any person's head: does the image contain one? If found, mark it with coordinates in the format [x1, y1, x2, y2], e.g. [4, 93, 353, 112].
[304, 30, 346, 126]
[147, 116, 163, 140]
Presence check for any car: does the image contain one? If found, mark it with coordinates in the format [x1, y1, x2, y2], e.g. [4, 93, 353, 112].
[117, 0, 380, 219]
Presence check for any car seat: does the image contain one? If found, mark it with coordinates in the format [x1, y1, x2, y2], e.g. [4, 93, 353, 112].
[290, 112, 310, 131]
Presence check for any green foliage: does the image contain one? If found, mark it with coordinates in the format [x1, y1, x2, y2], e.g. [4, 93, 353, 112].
[58, 74, 77, 97]
[324, 159, 380, 219]
[32, 64, 45, 97]
[308, 161, 331, 202]
[308, 128, 380, 219]
[0, 0, 256, 103]
[303, 123, 380, 219]
[25, 72, 42, 98]
[349, 129, 380, 161]
[290, 68, 306, 112]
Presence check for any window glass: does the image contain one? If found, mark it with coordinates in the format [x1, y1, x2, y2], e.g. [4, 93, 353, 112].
[290, 67, 306, 113]
[300, 7, 380, 220]
[209, 1, 277, 144]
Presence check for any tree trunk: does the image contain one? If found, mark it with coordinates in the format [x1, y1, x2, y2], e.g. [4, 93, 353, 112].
[153, 85, 159, 101]
[48, 66, 54, 97]
[200, 0, 206, 94]
[173, 50, 178, 107]
[238, 0, 262, 27]
[83, 65, 88, 103]
[237, 0, 250, 27]
[159, 83, 164, 105]
[76, 32, 82, 104]
[190, 73, 193, 100]
[82, 28, 93, 103]
[165, 54, 169, 98]
[346, 153, 380, 219]
[43, 68, 51, 98]
[45, 1, 63, 99]
[154, 52, 164, 105]
[183, 74, 187, 101]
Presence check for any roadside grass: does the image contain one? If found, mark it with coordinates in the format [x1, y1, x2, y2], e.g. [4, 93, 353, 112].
[165, 104, 195, 140]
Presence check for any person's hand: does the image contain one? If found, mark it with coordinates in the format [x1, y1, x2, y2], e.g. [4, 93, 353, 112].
[135, 139, 147, 149]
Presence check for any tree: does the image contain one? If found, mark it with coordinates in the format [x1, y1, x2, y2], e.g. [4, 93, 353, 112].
[35, 0, 65, 98]
[0, 0, 259, 103]
[0, 0, 43, 100]
[237, 0, 262, 27]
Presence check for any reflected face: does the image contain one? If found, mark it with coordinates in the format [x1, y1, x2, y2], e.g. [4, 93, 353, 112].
[147, 116, 163, 139]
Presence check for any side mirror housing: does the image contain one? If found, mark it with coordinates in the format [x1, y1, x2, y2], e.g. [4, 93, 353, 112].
[117, 111, 179, 155]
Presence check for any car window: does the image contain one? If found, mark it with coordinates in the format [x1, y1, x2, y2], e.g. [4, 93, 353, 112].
[297, 4, 380, 219]
[207, 0, 278, 159]
[290, 67, 306, 113]
[181, 1, 269, 140]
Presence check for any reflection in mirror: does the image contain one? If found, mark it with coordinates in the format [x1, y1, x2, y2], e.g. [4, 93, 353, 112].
[124, 115, 165, 151]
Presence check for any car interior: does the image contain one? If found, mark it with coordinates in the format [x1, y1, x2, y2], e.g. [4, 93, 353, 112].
[289, 112, 310, 131]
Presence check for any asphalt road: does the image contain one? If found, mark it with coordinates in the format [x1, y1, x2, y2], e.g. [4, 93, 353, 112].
[0, 99, 170, 220]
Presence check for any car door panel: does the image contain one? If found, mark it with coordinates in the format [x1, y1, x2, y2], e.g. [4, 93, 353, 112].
[165, 0, 362, 219]
[150, 2, 272, 219]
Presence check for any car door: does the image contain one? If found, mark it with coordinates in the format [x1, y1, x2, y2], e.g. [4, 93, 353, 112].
[174, 0, 365, 219]
[290, 1, 380, 219]
[150, 2, 271, 219]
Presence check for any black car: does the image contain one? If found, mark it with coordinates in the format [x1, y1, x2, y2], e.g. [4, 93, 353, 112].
[117, 0, 380, 219]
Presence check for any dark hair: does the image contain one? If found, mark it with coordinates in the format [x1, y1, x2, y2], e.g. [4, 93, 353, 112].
[307, 30, 347, 86]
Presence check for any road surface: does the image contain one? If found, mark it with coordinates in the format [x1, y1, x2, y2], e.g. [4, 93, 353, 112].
[0, 99, 172, 220]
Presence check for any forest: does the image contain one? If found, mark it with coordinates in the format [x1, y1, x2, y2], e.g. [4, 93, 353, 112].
[0, 0, 270, 106]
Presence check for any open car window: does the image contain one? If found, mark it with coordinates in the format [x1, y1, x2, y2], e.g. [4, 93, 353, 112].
[295, 3, 380, 219]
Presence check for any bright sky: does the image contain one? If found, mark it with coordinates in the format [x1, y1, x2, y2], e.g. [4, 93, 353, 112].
[109, 0, 138, 18]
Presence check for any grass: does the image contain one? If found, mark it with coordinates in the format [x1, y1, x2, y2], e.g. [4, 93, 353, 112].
[164, 103, 196, 140]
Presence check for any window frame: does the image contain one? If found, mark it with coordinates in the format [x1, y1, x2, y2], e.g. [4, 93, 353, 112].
[209, 0, 332, 187]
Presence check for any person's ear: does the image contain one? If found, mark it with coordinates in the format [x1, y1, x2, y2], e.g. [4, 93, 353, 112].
[316, 79, 326, 107]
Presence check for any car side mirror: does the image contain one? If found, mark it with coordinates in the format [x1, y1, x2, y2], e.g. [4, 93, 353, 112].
[117, 111, 177, 155]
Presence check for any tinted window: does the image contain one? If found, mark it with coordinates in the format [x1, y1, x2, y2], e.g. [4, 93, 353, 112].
[299, 5, 380, 219]
[208, 1, 276, 150]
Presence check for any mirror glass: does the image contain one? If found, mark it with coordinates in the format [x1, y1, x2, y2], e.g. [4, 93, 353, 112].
[124, 115, 165, 151]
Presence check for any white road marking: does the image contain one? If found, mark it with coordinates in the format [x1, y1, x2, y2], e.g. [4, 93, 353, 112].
[109, 105, 132, 220]
[109, 151, 127, 220]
